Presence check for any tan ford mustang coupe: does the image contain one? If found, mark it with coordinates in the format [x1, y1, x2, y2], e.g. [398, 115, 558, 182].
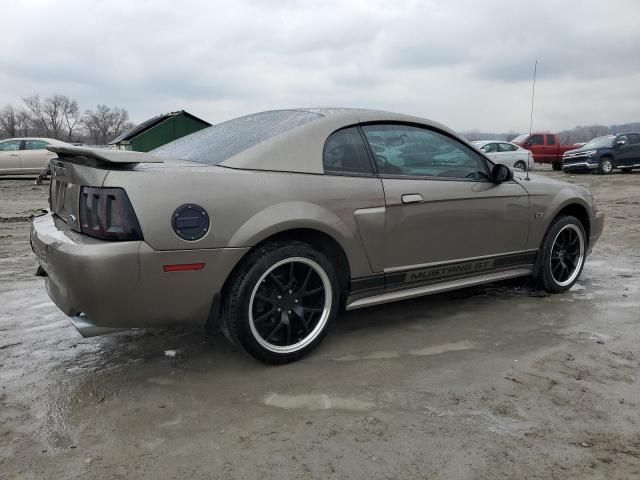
[30, 109, 604, 363]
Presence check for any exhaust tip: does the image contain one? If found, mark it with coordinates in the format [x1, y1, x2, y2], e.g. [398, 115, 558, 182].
[69, 314, 127, 338]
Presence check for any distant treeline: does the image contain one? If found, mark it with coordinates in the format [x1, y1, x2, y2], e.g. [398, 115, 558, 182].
[0, 94, 134, 145]
[462, 122, 640, 144]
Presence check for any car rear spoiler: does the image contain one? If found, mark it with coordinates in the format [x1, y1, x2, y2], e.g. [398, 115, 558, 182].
[47, 145, 164, 164]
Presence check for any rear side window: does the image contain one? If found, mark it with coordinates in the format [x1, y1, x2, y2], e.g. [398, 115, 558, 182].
[151, 110, 323, 164]
[25, 140, 49, 150]
[530, 134, 544, 145]
[323, 127, 373, 175]
[498, 143, 516, 152]
[546, 135, 556, 145]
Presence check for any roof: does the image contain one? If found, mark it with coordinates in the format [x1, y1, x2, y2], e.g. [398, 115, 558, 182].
[109, 110, 211, 145]
[216, 108, 460, 174]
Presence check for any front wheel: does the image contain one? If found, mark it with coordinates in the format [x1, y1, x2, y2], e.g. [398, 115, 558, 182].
[598, 157, 613, 174]
[221, 241, 339, 364]
[534, 216, 586, 293]
[514, 160, 527, 171]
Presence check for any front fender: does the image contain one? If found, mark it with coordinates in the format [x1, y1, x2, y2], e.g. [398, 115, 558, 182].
[525, 185, 593, 250]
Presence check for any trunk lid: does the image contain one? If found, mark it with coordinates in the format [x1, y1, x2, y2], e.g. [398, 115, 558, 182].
[47, 146, 163, 232]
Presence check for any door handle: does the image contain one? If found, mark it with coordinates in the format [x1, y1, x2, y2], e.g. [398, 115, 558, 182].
[401, 193, 423, 204]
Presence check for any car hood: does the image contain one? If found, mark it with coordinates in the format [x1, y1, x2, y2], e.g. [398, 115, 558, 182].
[564, 145, 611, 155]
[514, 171, 591, 197]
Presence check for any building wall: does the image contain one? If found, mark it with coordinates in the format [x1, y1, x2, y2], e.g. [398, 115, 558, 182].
[129, 114, 209, 152]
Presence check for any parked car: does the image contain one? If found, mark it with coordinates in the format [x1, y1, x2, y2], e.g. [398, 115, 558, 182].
[30, 109, 604, 364]
[511, 133, 580, 170]
[562, 133, 640, 174]
[472, 140, 534, 171]
[0, 137, 70, 178]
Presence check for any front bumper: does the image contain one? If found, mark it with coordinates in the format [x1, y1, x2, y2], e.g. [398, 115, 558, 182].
[30, 213, 249, 330]
[562, 160, 599, 172]
[588, 210, 605, 255]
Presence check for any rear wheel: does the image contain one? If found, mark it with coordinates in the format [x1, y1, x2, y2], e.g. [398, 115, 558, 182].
[598, 157, 613, 174]
[534, 215, 586, 293]
[221, 241, 339, 364]
[514, 160, 527, 171]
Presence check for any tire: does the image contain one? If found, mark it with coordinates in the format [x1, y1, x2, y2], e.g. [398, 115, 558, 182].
[221, 240, 339, 364]
[598, 157, 613, 174]
[514, 160, 527, 171]
[534, 215, 587, 293]
[552, 162, 561, 171]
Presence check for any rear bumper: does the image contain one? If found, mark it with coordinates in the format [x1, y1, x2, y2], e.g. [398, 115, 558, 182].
[30, 213, 248, 330]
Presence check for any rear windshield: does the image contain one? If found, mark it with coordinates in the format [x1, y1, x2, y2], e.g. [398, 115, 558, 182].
[511, 134, 529, 143]
[151, 110, 323, 164]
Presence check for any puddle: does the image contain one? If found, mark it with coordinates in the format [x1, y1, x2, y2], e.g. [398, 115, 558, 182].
[409, 340, 478, 357]
[264, 393, 375, 411]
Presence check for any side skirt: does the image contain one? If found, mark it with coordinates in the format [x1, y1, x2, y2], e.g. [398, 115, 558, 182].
[345, 267, 533, 310]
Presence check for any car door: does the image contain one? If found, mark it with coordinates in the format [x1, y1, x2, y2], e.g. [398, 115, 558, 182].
[360, 124, 531, 286]
[21, 140, 56, 173]
[616, 134, 640, 167]
[496, 142, 517, 166]
[0, 140, 23, 173]
[479, 142, 499, 161]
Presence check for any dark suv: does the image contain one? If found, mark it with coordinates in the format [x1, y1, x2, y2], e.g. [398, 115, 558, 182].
[562, 133, 640, 174]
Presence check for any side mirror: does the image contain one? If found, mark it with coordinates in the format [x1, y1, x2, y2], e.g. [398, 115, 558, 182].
[491, 164, 513, 184]
[616, 140, 626, 147]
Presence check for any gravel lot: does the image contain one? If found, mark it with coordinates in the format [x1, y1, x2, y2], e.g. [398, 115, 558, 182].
[1, 167, 639, 479]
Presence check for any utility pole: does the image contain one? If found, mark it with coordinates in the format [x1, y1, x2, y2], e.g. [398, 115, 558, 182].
[529, 60, 538, 137]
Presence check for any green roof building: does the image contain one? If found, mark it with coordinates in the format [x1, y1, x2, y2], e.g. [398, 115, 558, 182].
[109, 110, 211, 152]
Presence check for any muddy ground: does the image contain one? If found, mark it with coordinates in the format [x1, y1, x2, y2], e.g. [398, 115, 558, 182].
[1, 167, 639, 479]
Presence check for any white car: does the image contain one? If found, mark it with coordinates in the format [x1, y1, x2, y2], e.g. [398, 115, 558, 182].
[0, 137, 71, 177]
[473, 140, 534, 171]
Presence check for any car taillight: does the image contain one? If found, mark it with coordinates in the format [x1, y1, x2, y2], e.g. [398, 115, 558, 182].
[79, 187, 143, 241]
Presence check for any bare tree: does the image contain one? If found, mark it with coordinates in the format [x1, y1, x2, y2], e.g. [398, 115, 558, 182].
[16, 109, 31, 137]
[83, 104, 134, 145]
[61, 97, 81, 141]
[0, 105, 18, 138]
[22, 94, 81, 140]
[23, 95, 49, 136]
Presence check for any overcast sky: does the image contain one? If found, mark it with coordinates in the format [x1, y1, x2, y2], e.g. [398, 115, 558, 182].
[2, 0, 639, 132]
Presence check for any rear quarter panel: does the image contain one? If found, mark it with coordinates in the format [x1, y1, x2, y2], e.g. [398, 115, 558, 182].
[104, 166, 385, 278]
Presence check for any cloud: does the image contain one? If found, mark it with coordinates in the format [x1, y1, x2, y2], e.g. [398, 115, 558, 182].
[1, 0, 639, 132]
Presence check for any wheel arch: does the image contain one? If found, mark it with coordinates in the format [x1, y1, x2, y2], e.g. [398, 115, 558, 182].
[549, 202, 591, 240]
[220, 227, 352, 308]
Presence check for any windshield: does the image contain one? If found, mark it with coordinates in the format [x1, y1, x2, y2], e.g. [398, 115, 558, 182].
[151, 110, 323, 164]
[582, 136, 614, 149]
[511, 134, 529, 143]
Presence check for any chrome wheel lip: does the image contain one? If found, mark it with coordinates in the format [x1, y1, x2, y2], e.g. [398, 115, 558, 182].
[549, 224, 585, 287]
[248, 257, 332, 354]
